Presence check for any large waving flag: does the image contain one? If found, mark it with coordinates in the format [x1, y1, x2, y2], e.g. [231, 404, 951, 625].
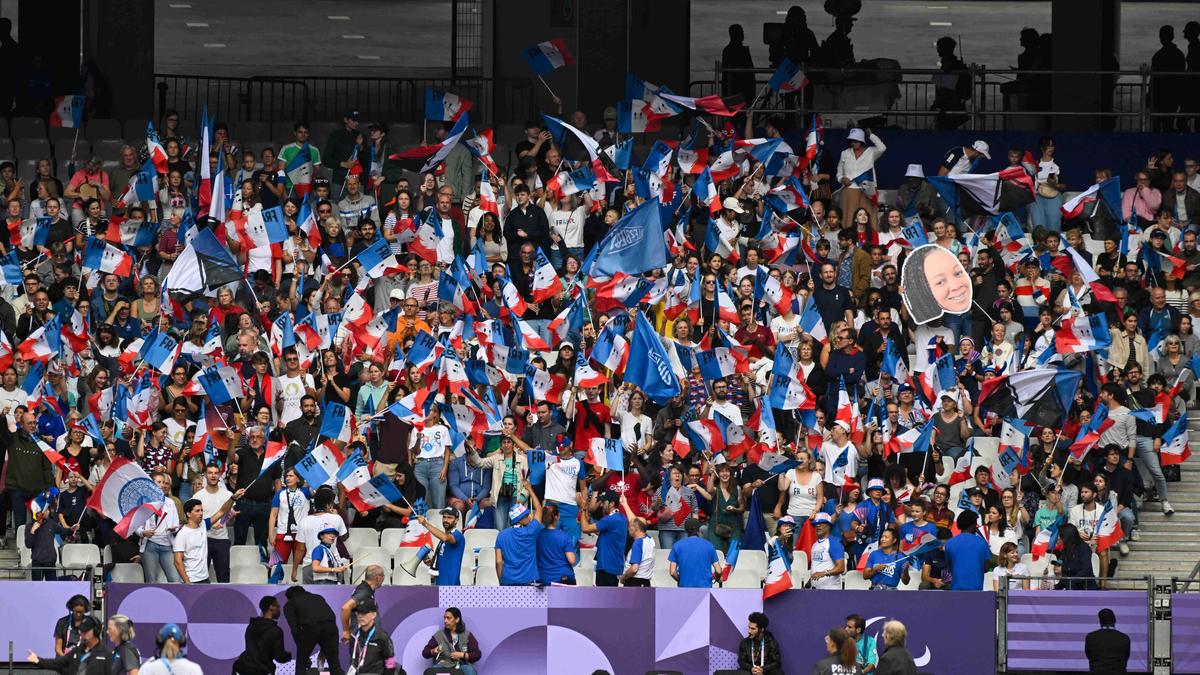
[767, 343, 815, 410]
[657, 91, 745, 117]
[388, 113, 470, 173]
[978, 368, 1081, 429]
[798, 297, 827, 342]
[587, 199, 668, 279]
[320, 402, 355, 443]
[1031, 518, 1062, 561]
[163, 228, 243, 301]
[138, 329, 181, 375]
[1094, 499, 1125, 553]
[588, 438, 624, 472]
[530, 249, 565, 302]
[295, 441, 347, 488]
[928, 167, 1036, 217]
[424, 87, 473, 122]
[81, 238, 133, 276]
[197, 364, 243, 405]
[86, 457, 165, 537]
[1056, 313, 1112, 354]
[542, 114, 616, 182]
[521, 38, 574, 75]
[1061, 176, 1121, 240]
[625, 311, 682, 404]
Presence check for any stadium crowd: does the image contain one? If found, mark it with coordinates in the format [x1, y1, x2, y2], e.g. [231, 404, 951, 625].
[0, 86, 1193, 599]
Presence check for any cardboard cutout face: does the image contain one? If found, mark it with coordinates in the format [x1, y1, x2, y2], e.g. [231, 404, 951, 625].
[900, 244, 973, 324]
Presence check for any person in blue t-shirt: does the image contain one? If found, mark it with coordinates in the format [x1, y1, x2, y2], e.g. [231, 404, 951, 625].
[899, 499, 939, 567]
[944, 510, 991, 590]
[668, 518, 721, 588]
[852, 479, 895, 545]
[863, 527, 909, 589]
[578, 490, 628, 587]
[536, 503, 577, 585]
[415, 508, 466, 586]
[495, 482, 543, 586]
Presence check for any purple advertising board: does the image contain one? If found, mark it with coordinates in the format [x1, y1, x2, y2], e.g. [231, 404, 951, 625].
[105, 584, 763, 674]
[766, 589, 997, 674]
[0, 581, 92, 658]
[1006, 590, 1149, 672]
[1172, 593, 1200, 674]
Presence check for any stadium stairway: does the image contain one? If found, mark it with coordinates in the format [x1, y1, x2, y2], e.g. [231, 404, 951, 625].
[1114, 408, 1200, 586]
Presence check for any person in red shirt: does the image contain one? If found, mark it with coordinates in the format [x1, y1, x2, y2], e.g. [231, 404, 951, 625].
[734, 301, 776, 362]
[567, 385, 611, 451]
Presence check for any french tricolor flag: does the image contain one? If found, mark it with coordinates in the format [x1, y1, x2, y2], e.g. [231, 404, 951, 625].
[81, 238, 133, 276]
[766, 177, 810, 213]
[295, 441, 346, 488]
[768, 58, 809, 93]
[573, 351, 608, 388]
[197, 364, 243, 405]
[49, 95, 85, 128]
[146, 122, 170, 174]
[529, 250, 565, 303]
[18, 318, 60, 363]
[478, 175, 500, 216]
[685, 418, 725, 454]
[590, 318, 630, 373]
[1161, 413, 1192, 466]
[588, 437, 624, 471]
[139, 329, 181, 375]
[755, 270, 794, 316]
[60, 309, 89, 354]
[523, 363, 566, 404]
[356, 238, 403, 279]
[521, 38, 574, 75]
[695, 167, 720, 215]
[424, 87, 473, 122]
[546, 165, 596, 198]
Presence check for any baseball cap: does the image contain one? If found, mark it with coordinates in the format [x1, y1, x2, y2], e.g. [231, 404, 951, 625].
[389, 288, 405, 301]
[357, 598, 379, 614]
[833, 419, 851, 432]
[603, 106, 617, 121]
[599, 490, 620, 503]
[866, 478, 885, 493]
[1150, 229, 1167, 239]
[77, 616, 100, 635]
[440, 507, 459, 518]
[971, 140, 991, 159]
[812, 512, 833, 526]
[897, 383, 913, 393]
[318, 527, 340, 538]
[722, 197, 746, 214]
[345, 110, 360, 120]
[777, 515, 796, 526]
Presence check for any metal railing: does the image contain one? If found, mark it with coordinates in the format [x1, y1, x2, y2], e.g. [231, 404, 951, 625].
[710, 62, 1191, 132]
[154, 74, 536, 129]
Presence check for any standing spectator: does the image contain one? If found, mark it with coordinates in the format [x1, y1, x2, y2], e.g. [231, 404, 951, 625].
[410, 405, 452, 511]
[323, 111, 363, 196]
[173, 493, 240, 584]
[667, 518, 720, 588]
[1150, 25, 1186, 132]
[232, 597, 292, 675]
[809, 513, 846, 589]
[232, 424, 282, 547]
[496, 483, 544, 586]
[721, 25, 756, 103]
[415, 508, 466, 586]
[503, 184, 552, 261]
[535, 503, 577, 585]
[2, 410, 54, 533]
[944, 510, 991, 590]
[578, 490, 628, 587]
[932, 37, 972, 130]
[835, 129, 885, 228]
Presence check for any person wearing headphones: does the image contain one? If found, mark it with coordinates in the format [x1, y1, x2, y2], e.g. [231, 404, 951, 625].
[53, 594, 91, 657]
[27, 615, 111, 675]
[138, 624, 202, 675]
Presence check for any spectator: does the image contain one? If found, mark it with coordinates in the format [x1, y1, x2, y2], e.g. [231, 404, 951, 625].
[835, 129, 885, 228]
[496, 482, 543, 585]
[944, 510, 991, 590]
[416, 508, 466, 586]
[875, 620, 918, 675]
[667, 517, 720, 588]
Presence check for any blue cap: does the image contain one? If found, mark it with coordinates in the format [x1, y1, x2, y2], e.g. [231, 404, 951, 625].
[866, 478, 885, 493]
[813, 512, 833, 526]
[509, 503, 532, 524]
[158, 623, 185, 644]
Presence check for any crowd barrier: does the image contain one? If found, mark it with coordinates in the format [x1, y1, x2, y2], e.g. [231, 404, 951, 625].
[14, 581, 1197, 673]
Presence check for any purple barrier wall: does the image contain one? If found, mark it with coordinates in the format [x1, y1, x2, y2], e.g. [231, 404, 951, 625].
[766, 589, 997, 674]
[105, 584, 763, 674]
[1006, 590, 1149, 672]
[0, 582, 92, 658]
[1173, 594, 1200, 674]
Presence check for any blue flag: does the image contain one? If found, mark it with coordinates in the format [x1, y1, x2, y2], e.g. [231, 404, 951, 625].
[588, 200, 668, 279]
[625, 311, 682, 404]
[527, 446, 547, 485]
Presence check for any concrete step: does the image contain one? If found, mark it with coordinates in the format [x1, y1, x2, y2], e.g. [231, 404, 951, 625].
[1119, 549, 1200, 561]
[1129, 531, 1200, 541]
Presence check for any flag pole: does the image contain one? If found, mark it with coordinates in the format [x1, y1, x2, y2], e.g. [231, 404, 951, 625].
[537, 75, 558, 100]
[69, 126, 81, 163]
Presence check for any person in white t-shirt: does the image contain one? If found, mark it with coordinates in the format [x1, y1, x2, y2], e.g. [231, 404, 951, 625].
[194, 463, 235, 582]
[173, 490, 241, 584]
[410, 407, 452, 511]
[705, 378, 744, 425]
[275, 349, 316, 425]
[821, 421, 863, 487]
[543, 193, 590, 268]
[267, 467, 311, 581]
[294, 486, 348, 584]
[621, 514, 655, 587]
[807, 513, 846, 589]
